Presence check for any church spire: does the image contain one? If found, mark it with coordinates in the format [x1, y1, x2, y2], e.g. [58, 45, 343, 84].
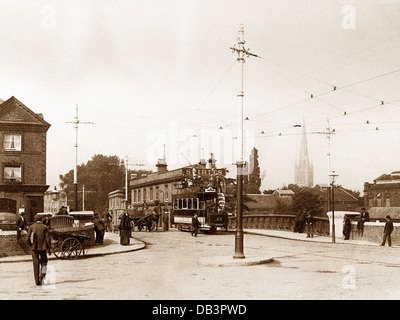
[294, 116, 314, 187]
[300, 115, 308, 160]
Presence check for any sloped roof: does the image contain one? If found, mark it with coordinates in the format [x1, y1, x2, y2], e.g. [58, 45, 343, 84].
[0, 96, 50, 128]
[369, 183, 400, 190]
[304, 186, 358, 202]
[273, 189, 295, 196]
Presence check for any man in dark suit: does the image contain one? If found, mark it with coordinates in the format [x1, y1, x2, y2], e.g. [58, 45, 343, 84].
[27, 215, 52, 285]
[16, 211, 28, 241]
[381, 215, 394, 247]
[191, 214, 200, 237]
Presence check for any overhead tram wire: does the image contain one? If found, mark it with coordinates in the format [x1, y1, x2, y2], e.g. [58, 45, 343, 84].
[251, 66, 400, 121]
[196, 59, 237, 112]
[255, 56, 400, 119]
[251, 58, 350, 122]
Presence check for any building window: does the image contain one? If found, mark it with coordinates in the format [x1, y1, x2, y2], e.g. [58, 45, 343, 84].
[165, 185, 169, 201]
[385, 194, 391, 207]
[138, 190, 141, 202]
[143, 189, 147, 202]
[376, 193, 382, 207]
[150, 187, 153, 200]
[368, 196, 373, 207]
[4, 166, 22, 182]
[4, 134, 21, 151]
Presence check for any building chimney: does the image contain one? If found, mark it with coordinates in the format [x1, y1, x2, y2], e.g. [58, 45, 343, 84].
[198, 158, 207, 168]
[207, 153, 216, 169]
[156, 158, 168, 174]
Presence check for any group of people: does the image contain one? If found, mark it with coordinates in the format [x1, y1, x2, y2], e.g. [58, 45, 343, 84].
[343, 208, 393, 246]
[293, 210, 315, 238]
[294, 207, 395, 246]
[343, 207, 370, 240]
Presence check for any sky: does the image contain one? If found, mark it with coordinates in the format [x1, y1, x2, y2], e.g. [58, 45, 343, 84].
[0, 0, 399, 193]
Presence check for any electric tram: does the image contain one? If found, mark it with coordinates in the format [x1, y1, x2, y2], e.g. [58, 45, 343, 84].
[171, 167, 229, 232]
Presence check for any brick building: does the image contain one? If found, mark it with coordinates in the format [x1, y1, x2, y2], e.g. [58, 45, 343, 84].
[129, 158, 210, 211]
[364, 171, 400, 221]
[0, 96, 50, 225]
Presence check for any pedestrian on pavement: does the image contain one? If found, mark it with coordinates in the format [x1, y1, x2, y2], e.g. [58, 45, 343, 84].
[298, 210, 306, 233]
[27, 215, 52, 286]
[305, 212, 314, 238]
[343, 214, 352, 240]
[163, 210, 169, 231]
[191, 214, 200, 237]
[106, 211, 113, 232]
[357, 207, 370, 236]
[16, 211, 28, 241]
[119, 212, 131, 245]
[294, 211, 301, 233]
[381, 215, 394, 247]
[93, 213, 105, 244]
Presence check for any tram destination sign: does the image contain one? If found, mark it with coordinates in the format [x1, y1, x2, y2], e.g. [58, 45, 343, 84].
[182, 168, 226, 177]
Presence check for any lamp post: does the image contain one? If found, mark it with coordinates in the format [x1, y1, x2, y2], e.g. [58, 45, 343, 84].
[329, 171, 339, 243]
[51, 186, 60, 214]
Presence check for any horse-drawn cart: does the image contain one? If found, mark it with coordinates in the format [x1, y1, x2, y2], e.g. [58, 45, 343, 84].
[45, 213, 95, 259]
[50, 229, 91, 259]
[129, 209, 160, 232]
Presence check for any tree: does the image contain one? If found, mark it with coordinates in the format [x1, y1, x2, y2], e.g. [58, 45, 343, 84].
[224, 178, 256, 213]
[244, 147, 261, 194]
[59, 154, 152, 214]
[291, 188, 324, 216]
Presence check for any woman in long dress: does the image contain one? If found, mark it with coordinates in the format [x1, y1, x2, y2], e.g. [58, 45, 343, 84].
[119, 213, 131, 245]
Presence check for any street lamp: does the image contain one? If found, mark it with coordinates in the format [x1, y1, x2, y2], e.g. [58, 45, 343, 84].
[51, 186, 60, 214]
[329, 171, 339, 243]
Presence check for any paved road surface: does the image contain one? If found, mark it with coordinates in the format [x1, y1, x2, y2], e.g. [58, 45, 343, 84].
[1, 230, 400, 300]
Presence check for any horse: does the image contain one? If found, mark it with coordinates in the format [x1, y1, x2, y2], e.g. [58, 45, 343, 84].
[142, 210, 160, 232]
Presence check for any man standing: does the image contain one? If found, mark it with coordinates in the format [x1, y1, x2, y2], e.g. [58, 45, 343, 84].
[381, 215, 394, 247]
[357, 207, 370, 235]
[16, 211, 28, 241]
[305, 213, 314, 238]
[191, 214, 200, 237]
[27, 216, 52, 286]
[93, 213, 105, 244]
[163, 210, 169, 231]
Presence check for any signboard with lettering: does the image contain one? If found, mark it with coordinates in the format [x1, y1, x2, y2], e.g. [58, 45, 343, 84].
[182, 168, 226, 177]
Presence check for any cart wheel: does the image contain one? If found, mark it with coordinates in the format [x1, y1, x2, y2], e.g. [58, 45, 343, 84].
[61, 237, 83, 259]
[52, 240, 63, 259]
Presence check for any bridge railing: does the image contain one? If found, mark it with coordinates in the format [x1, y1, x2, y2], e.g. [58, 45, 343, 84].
[228, 214, 330, 236]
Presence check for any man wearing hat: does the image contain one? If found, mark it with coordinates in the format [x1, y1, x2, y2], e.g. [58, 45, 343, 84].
[191, 214, 200, 237]
[27, 215, 52, 285]
[16, 211, 28, 241]
[381, 215, 394, 247]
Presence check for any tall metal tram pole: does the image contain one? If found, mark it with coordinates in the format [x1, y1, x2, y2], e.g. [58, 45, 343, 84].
[311, 119, 336, 242]
[67, 105, 95, 211]
[230, 24, 260, 259]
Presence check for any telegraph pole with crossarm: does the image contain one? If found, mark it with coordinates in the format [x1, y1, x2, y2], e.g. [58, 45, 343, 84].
[230, 24, 260, 259]
[67, 104, 96, 211]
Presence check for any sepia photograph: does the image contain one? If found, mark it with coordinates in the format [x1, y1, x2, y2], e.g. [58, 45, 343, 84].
[1, 0, 400, 308]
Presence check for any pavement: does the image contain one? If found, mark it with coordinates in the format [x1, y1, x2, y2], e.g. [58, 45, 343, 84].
[0, 227, 386, 265]
[243, 228, 385, 247]
[0, 231, 145, 263]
